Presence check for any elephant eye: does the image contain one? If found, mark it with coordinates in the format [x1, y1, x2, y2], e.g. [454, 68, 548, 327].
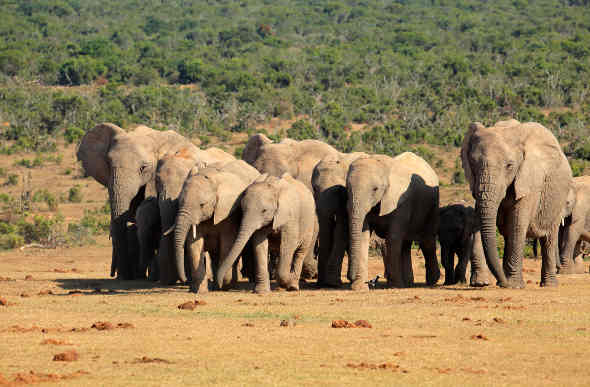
[506, 162, 515, 170]
[262, 209, 267, 213]
[140, 164, 149, 174]
[200, 203, 205, 208]
[373, 187, 378, 191]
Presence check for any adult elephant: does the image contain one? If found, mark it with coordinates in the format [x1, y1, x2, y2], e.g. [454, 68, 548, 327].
[311, 152, 367, 287]
[242, 133, 339, 278]
[172, 160, 260, 293]
[155, 145, 234, 284]
[438, 203, 488, 286]
[216, 173, 318, 293]
[77, 123, 197, 280]
[461, 119, 573, 288]
[347, 152, 440, 291]
[559, 176, 590, 274]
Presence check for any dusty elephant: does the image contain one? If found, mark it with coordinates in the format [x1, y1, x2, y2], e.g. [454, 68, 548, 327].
[171, 160, 260, 293]
[242, 133, 339, 278]
[438, 203, 488, 286]
[558, 176, 590, 274]
[461, 119, 573, 288]
[216, 173, 318, 293]
[77, 123, 197, 279]
[346, 152, 440, 291]
[311, 151, 367, 286]
[135, 197, 161, 280]
[155, 145, 235, 284]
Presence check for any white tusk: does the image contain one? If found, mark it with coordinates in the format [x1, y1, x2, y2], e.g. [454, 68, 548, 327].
[192, 224, 196, 239]
[561, 218, 565, 227]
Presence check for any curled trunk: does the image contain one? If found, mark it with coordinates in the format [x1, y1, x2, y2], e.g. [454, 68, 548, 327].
[216, 224, 255, 289]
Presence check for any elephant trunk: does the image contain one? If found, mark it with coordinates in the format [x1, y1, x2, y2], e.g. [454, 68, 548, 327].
[109, 169, 136, 279]
[476, 196, 509, 287]
[216, 223, 256, 289]
[173, 209, 192, 283]
[348, 204, 369, 289]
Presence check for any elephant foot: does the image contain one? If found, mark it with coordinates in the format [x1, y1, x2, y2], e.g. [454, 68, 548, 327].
[351, 279, 369, 291]
[540, 277, 558, 287]
[386, 279, 410, 288]
[254, 285, 271, 294]
[425, 270, 440, 286]
[455, 277, 467, 285]
[286, 284, 300, 291]
[499, 275, 525, 289]
[557, 264, 576, 275]
[469, 272, 489, 287]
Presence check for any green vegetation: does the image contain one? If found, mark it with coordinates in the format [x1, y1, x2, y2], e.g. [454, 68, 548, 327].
[0, 0, 589, 155]
[67, 184, 83, 203]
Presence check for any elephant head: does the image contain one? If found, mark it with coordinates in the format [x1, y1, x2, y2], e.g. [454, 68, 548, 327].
[241, 133, 273, 165]
[216, 173, 297, 289]
[461, 119, 570, 287]
[172, 161, 259, 283]
[77, 123, 162, 279]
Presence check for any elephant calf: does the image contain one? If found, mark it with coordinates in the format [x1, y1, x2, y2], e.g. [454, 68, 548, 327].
[135, 197, 161, 280]
[216, 173, 318, 293]
[438, 203, 488, 287]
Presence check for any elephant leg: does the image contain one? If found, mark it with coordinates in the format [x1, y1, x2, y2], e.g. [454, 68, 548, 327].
[558, 223, 581, 275]
[317, 215, 335, 285]
[441, 244, 455, 285]
[301, 248, 318, 280]
[277, 236, 300, 291]
[402, 240, 414, 287]
[501, 204, 531, 288]
[188, 237, 207, 293]
[147, 257, 159, 281]
[469, 231, 489, 287]
[384, 238, 404, 288]
[420, 237, 440, 286]
[540, 225, 560, 287]
[157, 234, 177, 285]
[324, 218, 348, 287]
[219, 231, 238, 288]
[454, 246, 468, 285]
[251, 231, 271, 293]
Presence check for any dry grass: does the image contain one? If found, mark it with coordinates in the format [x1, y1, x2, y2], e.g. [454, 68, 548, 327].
[1, 141, 589, 386]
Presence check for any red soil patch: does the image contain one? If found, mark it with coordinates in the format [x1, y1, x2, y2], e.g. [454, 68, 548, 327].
[53, 350, 79, 361]
[0, 276, 13, 281]
[178, 300, 207, 310]
[331, 320, 372, 328]
[0, 298, 7, 306]
[91, 321, 114, 330]
[53, 268, 68, 273]
[132, 356, 172, 364]
[346, 362, 403, 372]
[242, 323, 255, 327]
[6, 370, 89, 384]
[38, 290, 53, 295]
[24, 275, 33, 280]
[20, 293, 30, 298]
[41, 338, 72, 346]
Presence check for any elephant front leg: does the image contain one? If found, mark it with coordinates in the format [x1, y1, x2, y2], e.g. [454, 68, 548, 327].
[188, 236, 208, 293]
[317, 215, 335, 285]
[441, 244, 455, 285]
[251, 231, 271, 293]
[384, 238, 404, 287]
[469, 231, 489, 287]
[501, 206, 531, 288]
[420, 237, 439, 286]
[557, 223, 582, 274]
[277, 231, 300, 291]
[325, 218, 349, 287]
[454, 246, 469, 285]
[540, 225, 560, 287]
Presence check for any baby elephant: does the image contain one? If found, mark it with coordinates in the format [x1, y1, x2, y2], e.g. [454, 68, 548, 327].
[216, 173, 318, 293]
[438, 203, 489, 287]
[135, 197, 161, 280]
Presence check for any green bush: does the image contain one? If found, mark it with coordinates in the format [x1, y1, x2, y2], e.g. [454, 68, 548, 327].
[64, 126, 85, 144]
[287, 120, 318, 140]
[68, 185, 83, 203]
[6, 174, 18, 186]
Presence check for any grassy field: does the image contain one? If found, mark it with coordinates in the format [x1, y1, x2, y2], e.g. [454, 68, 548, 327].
[1, 141, 590, 386]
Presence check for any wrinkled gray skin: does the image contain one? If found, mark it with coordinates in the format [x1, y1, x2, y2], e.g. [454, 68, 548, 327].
[77, 123, 194, 280]
[311, 152, 367, 286]
[438, 204, 489, 286]
[462, 120, 573, 288]
[242, 134, 339, 279]
[216, 173, 318, 293]
[172, 160, 260, 293]
[347, 152, 440, 291]
[155, 146, 235, 284]
[558, 176, 590, 274]
[135, 197, 161, 280]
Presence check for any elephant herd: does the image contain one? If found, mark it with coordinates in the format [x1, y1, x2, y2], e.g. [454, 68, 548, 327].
[76, 119, 590, 293]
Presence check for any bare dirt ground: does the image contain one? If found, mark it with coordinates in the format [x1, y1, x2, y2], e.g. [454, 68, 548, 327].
[1, 141, 589, 386]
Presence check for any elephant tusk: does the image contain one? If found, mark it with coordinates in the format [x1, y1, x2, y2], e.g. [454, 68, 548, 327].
[162, 226, 174, 236]
[193, 224, 196, 240]
[561, 218, 565, 227]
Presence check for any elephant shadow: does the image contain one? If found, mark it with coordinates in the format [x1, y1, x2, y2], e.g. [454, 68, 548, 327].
[54, 278, 185, 294]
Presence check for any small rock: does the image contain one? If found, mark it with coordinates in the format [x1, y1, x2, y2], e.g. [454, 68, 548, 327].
[178, 300, 206, 310]
[117, 323, 134, 329]
[331, 320, 355, 328]
[53, 350, 79, 362]
[354, 320, 372, 328]
[470, 334, 489, 341]
[242, 322, 255, 327]
[0, 297, 7, 306]
[280, 319, 295, 327]
[24, 275, 34, 280]
[20, 293, 30, 298]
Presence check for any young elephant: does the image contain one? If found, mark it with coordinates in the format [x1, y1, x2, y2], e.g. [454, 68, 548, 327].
[135, 197, 161, 280]
[558, 176, 590, 274]
[438, 203, 489, 287]
[216, 173, 318, 293]
[172, 160, 260, 293]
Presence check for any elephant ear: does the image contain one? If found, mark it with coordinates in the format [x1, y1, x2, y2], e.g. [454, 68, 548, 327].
[76, 123, 125, 186]
[461, 122, 484, 194]
[379, 167, 412, 217]
[242, 133, 272, 165]
[273, 174, 296, 231]
[213, 171, 252, 225]
[513, 147, 545, 201]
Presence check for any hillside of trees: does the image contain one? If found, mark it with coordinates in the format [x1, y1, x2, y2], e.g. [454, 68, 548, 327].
[1, 0, 590, 159]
